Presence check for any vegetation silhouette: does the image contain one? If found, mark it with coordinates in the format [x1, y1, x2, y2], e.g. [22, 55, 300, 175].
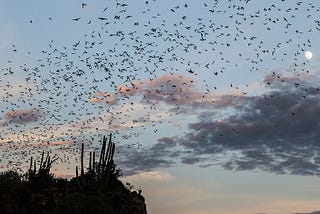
[0, 133, 147, 214]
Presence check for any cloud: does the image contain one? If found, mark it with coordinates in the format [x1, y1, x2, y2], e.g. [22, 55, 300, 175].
[0, 120, 7, 126]
[3, 108, 45, 124]
[128, 71, 320, 176]
[2, 71, 319, 178]
[27, 140, 76, 148]
[0, 100, 172, 157]
[90, 73, 219, 110]
[180, 86, 320, 175]
[0, 139, 75, 150]
[123, 170, 173, 182]
[116, 145, 176, 176]
[88, 91, 117, 104]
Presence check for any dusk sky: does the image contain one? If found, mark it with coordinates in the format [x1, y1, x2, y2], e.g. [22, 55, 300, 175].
[1, 0, 320, 213]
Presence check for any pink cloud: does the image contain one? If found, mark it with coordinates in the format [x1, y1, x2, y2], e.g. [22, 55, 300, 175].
[118, 73, 196, 98]
[88, 73, 252, 111]
[31, 140, 76, 147]
[0, 120, 7, 126]
[88, 97, 101, 103]
[0, 139, 76, 150]
[88, 91, 117, 104]
[113, 73, 214, 107]
[4, 108, 45, 124]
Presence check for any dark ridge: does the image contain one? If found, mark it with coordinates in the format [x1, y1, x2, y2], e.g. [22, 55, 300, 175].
[0, 133, 147, 214]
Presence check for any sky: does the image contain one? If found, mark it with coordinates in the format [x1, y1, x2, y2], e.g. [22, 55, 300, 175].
[1, 0, 320, 213]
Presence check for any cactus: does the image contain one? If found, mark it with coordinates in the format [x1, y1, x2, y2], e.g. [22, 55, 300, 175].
[89, 152, 92, 172]
[28, 150, 59, 191]
[76, 133, 116, 192]
[92, 151, 95, 174]
[81, 143, 84, 176]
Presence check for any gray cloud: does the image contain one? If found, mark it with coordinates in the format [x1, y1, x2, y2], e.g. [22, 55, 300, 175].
[118, 73, 320, 176]
[176, 85, 320, 176]
[115, 138, 178, 175]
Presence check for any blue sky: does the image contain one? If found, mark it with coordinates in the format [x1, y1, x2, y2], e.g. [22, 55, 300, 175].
[1, 0, 320, 213]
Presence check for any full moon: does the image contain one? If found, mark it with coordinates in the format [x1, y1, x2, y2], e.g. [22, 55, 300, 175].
[305, 51, 313, 60]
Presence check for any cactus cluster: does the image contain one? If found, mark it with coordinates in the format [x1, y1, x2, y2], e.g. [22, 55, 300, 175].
[0, 133, 147, 213]
[76, 133, 116, 191]
[28, 150, 59, 191]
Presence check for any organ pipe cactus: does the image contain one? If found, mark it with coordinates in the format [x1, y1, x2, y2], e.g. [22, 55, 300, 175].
[76, 133, 116, 191]
[28, 150, 59, 191]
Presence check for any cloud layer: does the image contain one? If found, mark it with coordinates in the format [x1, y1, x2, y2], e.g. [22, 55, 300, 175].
[89, 73, 219, 109]
[115, 71, 320, 176]
[2, 71, 320, 178]
[177, 84, 320, 175]
[2, 108, 45, 126]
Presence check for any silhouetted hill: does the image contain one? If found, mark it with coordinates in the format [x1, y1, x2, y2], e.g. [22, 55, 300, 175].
[0, 134, 147, 214]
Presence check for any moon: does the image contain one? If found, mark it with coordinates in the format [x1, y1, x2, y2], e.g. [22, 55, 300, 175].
[304, 51, 313, 60]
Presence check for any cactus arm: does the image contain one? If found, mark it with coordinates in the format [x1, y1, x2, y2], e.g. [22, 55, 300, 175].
[89, 152, 92, 172]
[81, 143, 84, 177]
